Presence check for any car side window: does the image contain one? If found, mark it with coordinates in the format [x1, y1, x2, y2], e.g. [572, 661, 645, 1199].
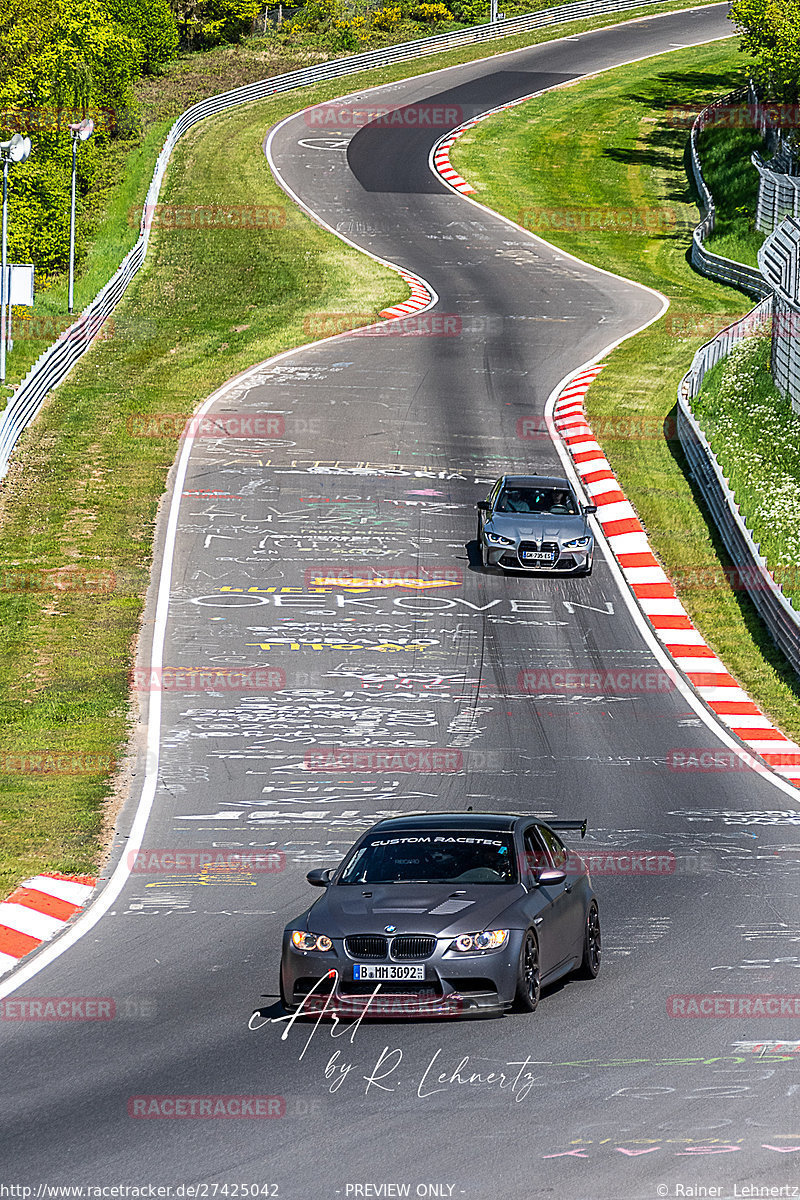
[538, 826, 568, 870]
[522, 826, 547, 880]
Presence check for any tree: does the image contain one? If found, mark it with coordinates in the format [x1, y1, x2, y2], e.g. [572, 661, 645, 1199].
[730, 0, 800, 100]
[107, 0, 180, 74]
[169, 0, 262, 49]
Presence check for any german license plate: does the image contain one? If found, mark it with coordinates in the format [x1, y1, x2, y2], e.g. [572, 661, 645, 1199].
[522, 550, 555, 561]
[354, 964, 425, 981]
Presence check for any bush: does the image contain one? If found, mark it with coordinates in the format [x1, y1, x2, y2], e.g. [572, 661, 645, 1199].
[169, 0, 263, 49]
[408, 2, 451, 19]
[0, 0, 174, 278]
[371, 4, 401, 28]
[446, 0, 485, 21]
[327, 18, 359, 45]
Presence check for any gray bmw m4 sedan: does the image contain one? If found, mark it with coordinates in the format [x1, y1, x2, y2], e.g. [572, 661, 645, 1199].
[477, 475, 597, 575]
[279, 812, 601, 1018]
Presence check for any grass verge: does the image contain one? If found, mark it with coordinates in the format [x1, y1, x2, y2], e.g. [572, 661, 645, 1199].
[0, 1, 725, 901]
[452, 39, 800, 739]
[699, 114, 766, 266]
[693, 333, 800, 608]
[0, 91, 407, 899]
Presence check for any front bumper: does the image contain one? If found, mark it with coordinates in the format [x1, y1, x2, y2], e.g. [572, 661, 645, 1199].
[485, 540, 592, 573]
[280, 931, 522, 1018]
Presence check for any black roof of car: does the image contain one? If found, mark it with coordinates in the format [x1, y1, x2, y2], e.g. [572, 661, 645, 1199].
[502, 475, 573, 490]
[368, 813, 523, 834]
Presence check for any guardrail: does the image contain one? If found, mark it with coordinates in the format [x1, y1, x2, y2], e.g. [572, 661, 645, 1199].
[758, 215, 800, 413]
[0, 0, 708, 478]
[678, 93, 800, 675]
[753, 150, 800, 234]
[688, 87, 773, 299]
[677, 299, 800, 677]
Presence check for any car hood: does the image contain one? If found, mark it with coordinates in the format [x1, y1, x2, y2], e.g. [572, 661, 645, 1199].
[488, 512, 589, 539]
[305, 882, 526, 938]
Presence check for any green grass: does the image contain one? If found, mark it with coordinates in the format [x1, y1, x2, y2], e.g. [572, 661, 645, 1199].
[0, 0, 723, 900]
[0, 91, 405, 898]
[699, 116, 766, 266]
[693, 333, 800, 607]
[452, 39, 800, 740]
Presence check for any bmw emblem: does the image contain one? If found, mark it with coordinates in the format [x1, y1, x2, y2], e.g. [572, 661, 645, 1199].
[384, 925, 396, 933]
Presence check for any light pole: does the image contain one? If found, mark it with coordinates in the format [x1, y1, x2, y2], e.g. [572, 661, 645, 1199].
[0, 133, 32, 385]
[67, 118, 94, 315]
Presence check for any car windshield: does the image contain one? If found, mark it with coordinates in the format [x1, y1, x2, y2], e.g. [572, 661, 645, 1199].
[495, 486, 577, 515]
[338, 830, 517, 885]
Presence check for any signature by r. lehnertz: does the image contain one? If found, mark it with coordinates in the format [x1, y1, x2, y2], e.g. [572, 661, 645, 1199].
[248, 971, 538, 1101]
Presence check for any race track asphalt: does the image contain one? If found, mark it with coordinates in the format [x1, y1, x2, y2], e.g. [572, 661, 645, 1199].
[5, 8, 799, 1197]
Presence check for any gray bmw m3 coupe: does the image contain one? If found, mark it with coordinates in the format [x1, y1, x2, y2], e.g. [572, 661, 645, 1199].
[279, 812, 601, 1018]
[477, 474, 597, 575]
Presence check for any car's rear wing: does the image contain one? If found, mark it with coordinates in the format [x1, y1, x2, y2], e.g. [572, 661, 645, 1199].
[546, 819, 588, 839]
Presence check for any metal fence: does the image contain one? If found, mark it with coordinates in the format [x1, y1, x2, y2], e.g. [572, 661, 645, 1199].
[758, 214, 800, 412]
[0, 0, 681, 478]
[677, 298, 800, 677]
[678, 91, 800, 676]
[750, 82, 800, 234]
[688, 87, 772, 299]
[753, 150, 800, 234]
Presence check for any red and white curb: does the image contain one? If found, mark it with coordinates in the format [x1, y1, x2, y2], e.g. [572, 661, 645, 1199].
[554, 367, 800, 787]
[432, 129, 478, 194]
[379, 269, 434, 319]
[0, 873, 96, 975]
[430, 90, 549, 195]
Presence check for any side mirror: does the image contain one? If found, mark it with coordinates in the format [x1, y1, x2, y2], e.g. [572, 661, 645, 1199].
[537, 868, 567, 886]
[306, 867, 333, 887]
[583, 504, 597, 515]
[476, 500, 491, 512]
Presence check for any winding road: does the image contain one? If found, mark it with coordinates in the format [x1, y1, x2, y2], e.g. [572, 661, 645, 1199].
[4, 6, 799, 1197]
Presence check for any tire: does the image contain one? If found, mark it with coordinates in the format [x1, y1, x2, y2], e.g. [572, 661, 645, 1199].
[575, 901, 601, 979]
[512, 929, 541, 1013]
[477, 522, 490, 570]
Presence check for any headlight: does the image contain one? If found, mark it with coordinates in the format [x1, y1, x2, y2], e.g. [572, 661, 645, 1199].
[450, 929, 508, 953]
[563, 535, 592, 548]
[291, 931, 333, 952]
[485, 531, 514, 547]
